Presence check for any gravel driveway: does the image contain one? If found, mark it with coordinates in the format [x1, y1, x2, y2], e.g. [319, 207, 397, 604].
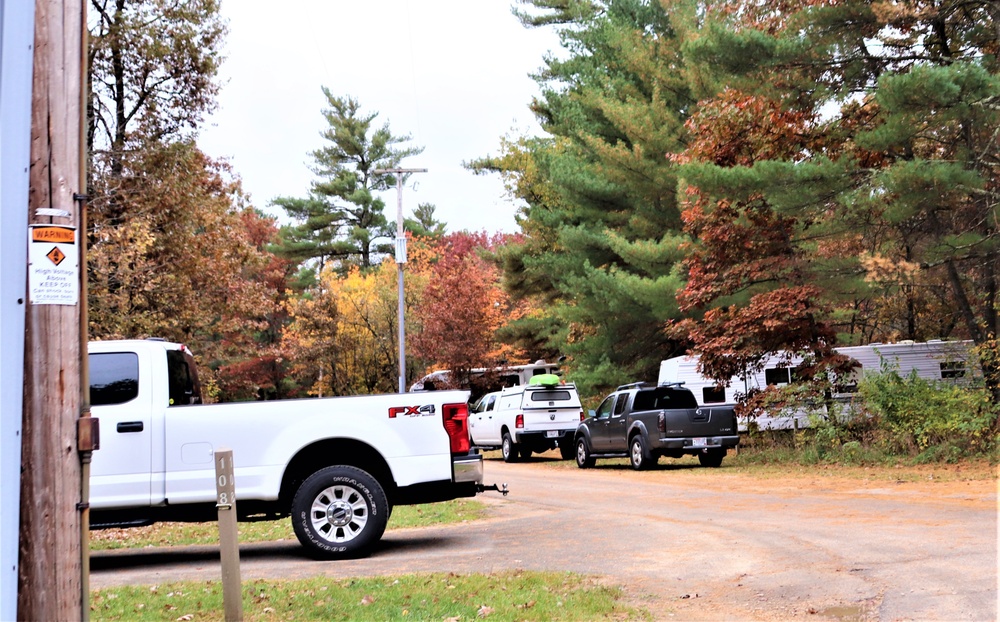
[90, 456, 998, 621]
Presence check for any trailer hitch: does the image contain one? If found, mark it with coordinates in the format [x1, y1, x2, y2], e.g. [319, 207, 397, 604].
[478, 482, 509, 496]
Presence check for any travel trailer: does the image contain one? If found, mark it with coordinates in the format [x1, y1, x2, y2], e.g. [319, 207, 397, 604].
[410, 360, 562, 396]
[658, 340, 975, 430]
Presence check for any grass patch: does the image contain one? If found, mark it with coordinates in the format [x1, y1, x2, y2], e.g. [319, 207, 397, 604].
[91, 499, 488, 551]
[724, 444, 997, 481]
[518, 446, 997, 482]
[90, 571, 649, 621]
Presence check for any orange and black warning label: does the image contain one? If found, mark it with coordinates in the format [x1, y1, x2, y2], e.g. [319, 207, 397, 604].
[28, 224, 78, 305]
[46, 247, 66, 266]
[31, 226, 75, 244]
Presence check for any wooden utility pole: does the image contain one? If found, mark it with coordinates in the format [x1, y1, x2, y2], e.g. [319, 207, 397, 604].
[19, 0, 86, 620]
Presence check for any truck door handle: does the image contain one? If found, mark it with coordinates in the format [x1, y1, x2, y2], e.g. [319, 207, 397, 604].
[116, 421, 144, 433]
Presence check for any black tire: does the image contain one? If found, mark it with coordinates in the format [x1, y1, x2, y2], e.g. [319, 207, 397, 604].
[291, 465, 389, 560]
[575, 437, 595, 468]
[699, 449, 725, 468]
[629, 435, 653, 471]
[501, 431, 520, 463]
[519, 446, 533, 460]
[559, 441, 575, 460]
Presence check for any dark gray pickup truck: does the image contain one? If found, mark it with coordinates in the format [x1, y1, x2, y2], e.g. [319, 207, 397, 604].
[574, 382, 740, 469]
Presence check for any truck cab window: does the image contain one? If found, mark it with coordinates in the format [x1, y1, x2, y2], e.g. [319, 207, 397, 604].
[167, 349, 202, 406]
[595, 396, 615, 420]
[635, 388, 698, 411]
[613, 394, 629, 416]
[89, 352, 139, 406]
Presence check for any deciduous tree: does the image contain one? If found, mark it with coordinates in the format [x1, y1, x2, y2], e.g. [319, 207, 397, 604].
[679, 0, 1000, 406]
[213, 210, 298, 401]
[88, 0, 226, 218]
[410, 232, 529, 388]
[281, 261, 400, 396]
[87, 141, 279, 395]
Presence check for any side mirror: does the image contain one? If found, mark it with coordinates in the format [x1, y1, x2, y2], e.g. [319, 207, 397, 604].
[587, 409, 595, 418]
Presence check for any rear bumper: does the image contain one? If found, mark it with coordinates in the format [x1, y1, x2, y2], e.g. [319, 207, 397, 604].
[393, 453, 483, 505]
[655, 435, 740, 451]
[514, 429, 575, 443]
[452, 452, 484, 484]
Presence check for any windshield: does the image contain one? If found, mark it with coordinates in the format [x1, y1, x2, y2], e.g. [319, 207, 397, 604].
[633, 387, 697, 411]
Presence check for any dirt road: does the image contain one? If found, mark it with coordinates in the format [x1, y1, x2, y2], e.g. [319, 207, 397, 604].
[91, 457, 997, 621]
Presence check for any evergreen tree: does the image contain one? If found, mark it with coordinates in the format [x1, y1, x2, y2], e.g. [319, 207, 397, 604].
[405, 203, 447, 238]
[272, 90, 424, 272]
[474, 0, 697, 394]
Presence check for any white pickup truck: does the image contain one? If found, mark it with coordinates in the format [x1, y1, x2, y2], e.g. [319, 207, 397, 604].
[469, 377, 584, 462]
[88, 339, 494, 559]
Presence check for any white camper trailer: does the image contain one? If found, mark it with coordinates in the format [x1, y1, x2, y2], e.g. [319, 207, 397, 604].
[410, 360, 562, 393]
[833, 340, 974, 387]
[658, 340, 975, 431]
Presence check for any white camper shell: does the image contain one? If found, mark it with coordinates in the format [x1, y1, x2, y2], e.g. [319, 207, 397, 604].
[658, 340, 975, 431]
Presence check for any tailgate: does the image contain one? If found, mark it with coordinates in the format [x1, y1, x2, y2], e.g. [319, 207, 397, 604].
[521, 406, 581, 432]
[661, 407, 735, 436]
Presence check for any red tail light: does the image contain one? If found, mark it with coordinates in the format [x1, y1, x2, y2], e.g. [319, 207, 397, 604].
[515, 414, 524, 429]
[658, 412, 666, 433]
[442, 402, 471, 454]
[580, 410, 585, 421]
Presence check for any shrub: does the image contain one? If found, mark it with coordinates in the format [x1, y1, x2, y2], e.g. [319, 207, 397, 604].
[856, 369, 996, 459]
[734, 368, 997, 464]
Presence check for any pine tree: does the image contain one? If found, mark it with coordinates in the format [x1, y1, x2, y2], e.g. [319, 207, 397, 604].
[474, 0, 698, 394]
[272, 90, 423, 272]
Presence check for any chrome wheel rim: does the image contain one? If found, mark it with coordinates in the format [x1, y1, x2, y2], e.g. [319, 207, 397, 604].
[631, 440, 642, 467]
[309, 484, 368, 543]
[576, 441, 587, 465]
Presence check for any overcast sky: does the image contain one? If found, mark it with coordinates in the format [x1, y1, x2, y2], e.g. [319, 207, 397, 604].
[198, 1, 562, 234]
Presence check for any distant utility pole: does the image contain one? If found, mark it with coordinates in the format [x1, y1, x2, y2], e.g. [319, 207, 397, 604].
[373, 167, 426, 393]
[19, 1, 91, 621]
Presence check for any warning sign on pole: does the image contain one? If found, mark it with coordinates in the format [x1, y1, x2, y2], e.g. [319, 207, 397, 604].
[28, 225, 78, 305]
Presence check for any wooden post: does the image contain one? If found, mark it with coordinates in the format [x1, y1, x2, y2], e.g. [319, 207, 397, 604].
[19, 0, 85, 620]
[215, 449, 243, 622]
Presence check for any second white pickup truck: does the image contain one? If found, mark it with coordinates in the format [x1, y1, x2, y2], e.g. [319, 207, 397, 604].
[469, 377, 584, 462]
[88, 339, 498, 559]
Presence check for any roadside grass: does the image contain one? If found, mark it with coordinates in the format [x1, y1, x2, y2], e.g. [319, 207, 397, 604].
[91, 498, 488, 551]
[506, 448, 997, 482]
[90, 571, 649, 621]
[724, 444, 997, 482]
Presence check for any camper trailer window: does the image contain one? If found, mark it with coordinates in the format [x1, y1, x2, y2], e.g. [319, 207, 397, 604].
[764, 367, 791, 386]
[940, 361, 967, 379]
[500, 374, 519, 387]
[703, 386, 726, 404]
